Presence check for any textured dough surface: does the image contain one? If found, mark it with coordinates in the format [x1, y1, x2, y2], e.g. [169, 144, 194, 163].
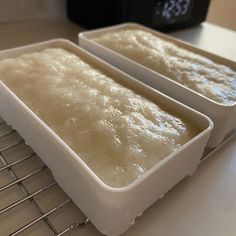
[0, 48, 198, 187]
[93, 29, 236, 105]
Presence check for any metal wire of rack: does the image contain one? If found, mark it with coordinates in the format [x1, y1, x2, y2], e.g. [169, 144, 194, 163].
[0, 118, 90, 236]
[0, 114, 235, 236]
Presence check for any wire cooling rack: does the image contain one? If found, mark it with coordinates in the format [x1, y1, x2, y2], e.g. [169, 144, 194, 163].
[1, 114, 235, 236]
[0, 117, 91, 236]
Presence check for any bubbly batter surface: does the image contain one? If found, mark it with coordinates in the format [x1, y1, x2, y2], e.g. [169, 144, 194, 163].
[93, 29, 236, 105]
[0, 48, 198, 187]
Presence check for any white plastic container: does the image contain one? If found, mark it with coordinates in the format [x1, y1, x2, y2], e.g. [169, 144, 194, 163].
[0, 39, 213, 236]
[79, 23, 236, 148]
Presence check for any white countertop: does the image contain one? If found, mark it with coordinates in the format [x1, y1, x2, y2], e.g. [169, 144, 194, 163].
[0, 20, 235, 236]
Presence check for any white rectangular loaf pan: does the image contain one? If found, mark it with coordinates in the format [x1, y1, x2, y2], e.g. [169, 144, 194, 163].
[0, 39, 213, 236]
[79, 22, 236, 148]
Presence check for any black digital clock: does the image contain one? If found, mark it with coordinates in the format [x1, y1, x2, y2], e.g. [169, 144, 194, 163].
[153, 0, 194, 25]
[151, 0, 210, 30]
[67, 0, 211, 31]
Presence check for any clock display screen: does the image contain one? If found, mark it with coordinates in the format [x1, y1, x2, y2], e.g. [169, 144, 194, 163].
[153, 0, 194, 26]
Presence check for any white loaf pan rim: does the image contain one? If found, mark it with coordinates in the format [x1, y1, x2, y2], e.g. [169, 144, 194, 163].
[0, 39, 213, 235]
[0, 38, 213, 191]
[78, 23, 236, 147]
